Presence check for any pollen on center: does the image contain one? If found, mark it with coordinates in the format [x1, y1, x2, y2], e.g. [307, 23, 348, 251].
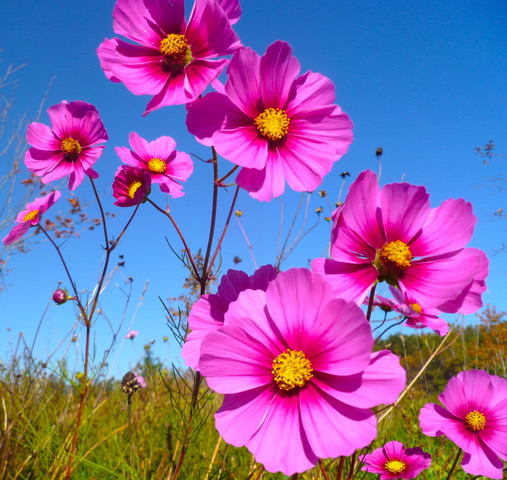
[384, 459, 406, 474]
[61, 137, 82, 159]
[128, 181, 143, 199]
[254, 108, 290, 141]
[272, 349, 313, 392]
[148, 157, 167, 174]
[379, 240, 413, 271]
[23, 209, 39, 222]
[464, 410, 486, 432]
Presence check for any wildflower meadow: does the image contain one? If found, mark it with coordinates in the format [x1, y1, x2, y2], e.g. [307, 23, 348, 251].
[1, 1, 506, 479]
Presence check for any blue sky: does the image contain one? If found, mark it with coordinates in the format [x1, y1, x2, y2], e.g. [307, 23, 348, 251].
[1, 0, 506, 378]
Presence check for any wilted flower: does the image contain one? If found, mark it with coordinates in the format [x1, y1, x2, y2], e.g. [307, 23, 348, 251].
[24, 101, 108, 191]
[112, 165, 151, 207]
[199, 268, 405, 475]
[3, 191, 61, 246]
[121, 371, 142, 395]
[186, 41, 353, 201]
[97, 0, 242, 114]
[115, 132, 193, 197]
[420, 369, 507, 479]
[360, 440, 431, 479]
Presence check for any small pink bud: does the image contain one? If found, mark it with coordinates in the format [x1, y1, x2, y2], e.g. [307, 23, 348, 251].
[52, 289, 69, 305]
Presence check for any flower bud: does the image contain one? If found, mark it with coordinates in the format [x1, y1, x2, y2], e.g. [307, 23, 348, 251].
[53, 289, 69, 305]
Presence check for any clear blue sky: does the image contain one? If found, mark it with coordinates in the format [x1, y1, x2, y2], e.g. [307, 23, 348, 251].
[1, 0, 506, 378]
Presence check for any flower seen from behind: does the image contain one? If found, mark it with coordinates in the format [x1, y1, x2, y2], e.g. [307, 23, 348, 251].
[419, 369, 507, 479]
[97, 0, 242, 114]
[360, 440, 432, 479]
[115, 132, 193, 197]
[112, 165, 151, 207]
[199, 268, 405, 475]
[313, 170, 488, 312]
[182, 264, 277, 371]
[24, 101, 108, 191]
[186, 40, 354, 201]
[2, 191, 61, 246]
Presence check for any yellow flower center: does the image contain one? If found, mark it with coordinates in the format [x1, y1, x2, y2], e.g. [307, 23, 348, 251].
[410, 303, 422, 314]
[272, 349, 313, 392]
[23, 209, 39, 222]
[148, 157, 167, 174]
[160, 34, 192, 68]
[254, 108, 290, 141]
[379, 240, 413, 271]
[465, 410, 486, 432]
[128, 181, 143, 199]
[384, 460, 406, 474]
[61, 138, 82, 160]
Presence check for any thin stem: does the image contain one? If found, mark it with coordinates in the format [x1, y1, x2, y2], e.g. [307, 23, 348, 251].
[318, 460, 330, 480]
[110, 204, 141, 249]
[445, 447, 462, 480]
[201, 147, 219, 292]
[335, 457, 345, 480]
[128, 394, 133, 469]
[346, 452, 356, 480]
[206, 185, 240, 277]
[215, 164, 239, 185]
[365, 283, 377, 321]
[147, 199, 199, 280]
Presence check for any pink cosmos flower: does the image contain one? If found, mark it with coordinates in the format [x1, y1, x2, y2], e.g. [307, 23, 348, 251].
[199, 268, 406, 475]
[2, 191, 61, 246]
[24, 101, 108, 191]
[419, 369, 507, 479]
[312, 170, 488, 313]
[372, 286, 449, 336]
[97, 0, 242, 114]
[182, 264, 277, 371]
[115, 132, 193, 197]
[186, 41, 354, 201]
[112, 165, 151, 207]
[125, 329, 139, 339]
[360, 440, 432, 479]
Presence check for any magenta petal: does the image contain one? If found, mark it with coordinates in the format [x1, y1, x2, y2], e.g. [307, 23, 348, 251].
[410, 199, 476, 256]
[245, 393, 318, 475]
[259, 41, 300, 108]
[2, 222, 31, 246]
[288, 71, 337, 116]
[300, 384, 377, 458]
[380, 181, 430, 242]
[311, 257, 378, 304]
[26, 122, 60, 150]
[462, 448, 506, 479]
[213, 127, 268, 169]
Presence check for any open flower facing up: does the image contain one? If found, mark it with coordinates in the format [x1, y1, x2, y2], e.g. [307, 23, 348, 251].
[312, 170, 488, 312]
[3, 191, 61, 246]
[115, 132, 193, 197]
[112, 165, 151, 207]
[24, 101, 108, 191]
[360, 440, 432, 479]
[182, 264, 277, 371]
[420, 370, 507, 479]
[372, 286, 449, 336]
[199, 268, 405, 475]
[97, 0, 242, 114]
[186, 41, 353, 201]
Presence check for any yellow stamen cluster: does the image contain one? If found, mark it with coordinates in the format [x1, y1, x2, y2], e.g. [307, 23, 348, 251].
[160, 34, 192, 68]
[61, 138, 82, 159]
[23, 209, 39, 222]
[272, 349, 313, 392]
[464, 410, 486, 432]
[254, 108, 290, 141]
[128, 181, 143, 199]
[410, 303, 422, 314]
[384, 460, 406, 474]
[148, 157, 167, 174]
[379, 240, 413, 271]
